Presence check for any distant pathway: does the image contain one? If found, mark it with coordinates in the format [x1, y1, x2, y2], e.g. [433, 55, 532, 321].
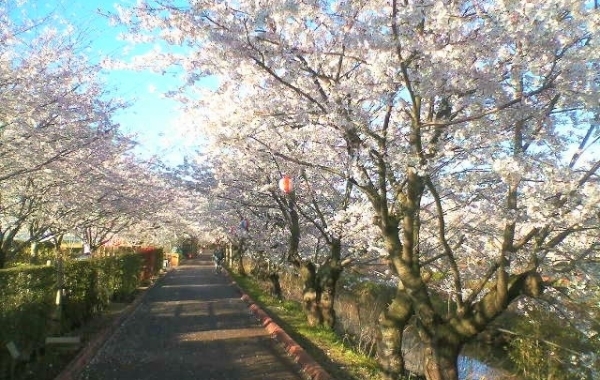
[77, 256, 304, 380]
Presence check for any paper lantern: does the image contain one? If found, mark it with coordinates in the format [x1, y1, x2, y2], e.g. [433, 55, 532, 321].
[278, 175, 293, 194]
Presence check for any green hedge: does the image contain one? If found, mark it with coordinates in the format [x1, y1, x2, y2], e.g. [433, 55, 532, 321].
[0, 265, 55, 353]
[0, 247, 163, 373]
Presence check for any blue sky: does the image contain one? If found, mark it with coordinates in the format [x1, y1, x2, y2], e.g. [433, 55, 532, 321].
[24, 0, 191, 164]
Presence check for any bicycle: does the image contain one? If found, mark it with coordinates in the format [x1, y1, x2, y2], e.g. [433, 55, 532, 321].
[214, 259, 224, 274]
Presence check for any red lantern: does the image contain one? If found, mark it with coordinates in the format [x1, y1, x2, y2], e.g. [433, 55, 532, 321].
[279, 175, 293, 194]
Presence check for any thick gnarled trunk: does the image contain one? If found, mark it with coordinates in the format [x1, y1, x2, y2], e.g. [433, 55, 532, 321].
[417, 270, 544, 380]
[421, 326, 463, 380]
[317, 238, 343, 328]
[317, 261, 342, 329]
[299, 259, 343, 328]
[300, 261, 322, 326]
[377, 289, 413, 378]
[296, 238, 344, 328]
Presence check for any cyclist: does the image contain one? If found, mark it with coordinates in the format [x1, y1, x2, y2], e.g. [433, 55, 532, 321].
[213, 246, 225, 274]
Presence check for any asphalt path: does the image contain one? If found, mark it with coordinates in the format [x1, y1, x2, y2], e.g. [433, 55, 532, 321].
[76, 256, 305, 380]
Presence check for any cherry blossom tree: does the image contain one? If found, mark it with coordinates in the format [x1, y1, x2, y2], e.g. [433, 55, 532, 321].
[0, 12, 124, 181]
[0, 2, 145, 266]
[173, 116, 367, 327]
[117, 1, 600, 379]
[121, 158, 215, 250]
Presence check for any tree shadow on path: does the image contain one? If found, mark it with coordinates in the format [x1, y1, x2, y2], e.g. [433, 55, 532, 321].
[77, 258, 304, 380]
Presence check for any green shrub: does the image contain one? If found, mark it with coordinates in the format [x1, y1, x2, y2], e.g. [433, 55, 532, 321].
[62, 260, 101, 327]
[506, 307, 597, 380]
[0, 247, 162, 378]
[113, 253, 144, 301]
[0, 265, 55, 373]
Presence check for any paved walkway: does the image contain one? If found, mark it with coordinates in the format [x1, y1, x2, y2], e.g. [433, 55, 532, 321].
[74, 256, 306, 380]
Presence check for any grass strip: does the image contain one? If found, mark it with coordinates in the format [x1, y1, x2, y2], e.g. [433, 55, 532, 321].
[231, 272, 389, 380]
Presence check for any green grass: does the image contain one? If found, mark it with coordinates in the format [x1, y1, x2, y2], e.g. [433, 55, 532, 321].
[231, 273, 388, 380]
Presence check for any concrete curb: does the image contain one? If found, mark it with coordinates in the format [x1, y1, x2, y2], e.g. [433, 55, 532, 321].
[230, 278, 332, 380]
[54, 270, 171, 380]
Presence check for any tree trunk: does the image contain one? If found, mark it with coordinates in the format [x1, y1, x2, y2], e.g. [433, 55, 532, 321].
[317, 264, 341, 329]
[416, 270, 544, 380]
[30, 241, 38, 258]
[287, 202, 300, 265]
[251, 250, 269, 279]
[283, 191, 301, 266]
[235, 239, 246, 276]
[377, 288, 413, 378]
[236, 252, 245, 275]
[300, 261, 322, 326]
[317, 239, 343, 329]
[420, 325, 463, 380]
[0, 230, 19, 268]
[268, 272, 283, 299]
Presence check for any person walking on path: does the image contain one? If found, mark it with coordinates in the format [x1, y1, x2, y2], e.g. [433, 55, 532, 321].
[74, 256, 304, 380]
